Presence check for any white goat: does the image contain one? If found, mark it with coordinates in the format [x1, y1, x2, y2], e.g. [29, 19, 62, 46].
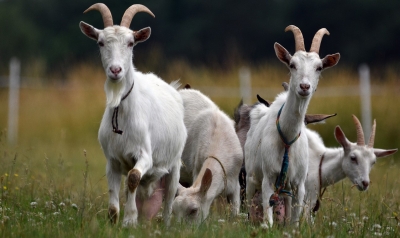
[79, 3, 187, 227]
[172, 88, 243, 223]
[242, 107, 398, 222]
[306, 115, 398, 213]
[245, 25, 340, 227]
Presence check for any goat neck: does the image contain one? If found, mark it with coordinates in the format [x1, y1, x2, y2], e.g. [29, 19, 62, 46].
[318, 148, 346, 188]
[277, 90, 309, 140]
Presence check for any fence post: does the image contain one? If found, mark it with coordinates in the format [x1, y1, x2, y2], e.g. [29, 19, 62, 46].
[239, 66, 251, 104]
[359, 64, 371, 141]
[8, 57, 20, 145]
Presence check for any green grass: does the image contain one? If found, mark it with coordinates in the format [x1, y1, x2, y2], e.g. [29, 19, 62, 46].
[0, 62, 399, 237]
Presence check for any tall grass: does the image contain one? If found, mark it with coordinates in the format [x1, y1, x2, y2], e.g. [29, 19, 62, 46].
[0, 60, 399, 237]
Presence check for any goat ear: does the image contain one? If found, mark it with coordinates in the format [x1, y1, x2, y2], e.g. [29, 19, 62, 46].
[322, 53, 340, 69]
[199, 168, 212, 195]
[274, 43, 292, 66]
[134, 27, 151, 44]
[175, 183, 185, 197]
[256, 94, 270, 107]
[374, 148, 398, 158]
[305, 113, 337, 125]
[334, 126, 351, 151]
[79, 21, 100, 41]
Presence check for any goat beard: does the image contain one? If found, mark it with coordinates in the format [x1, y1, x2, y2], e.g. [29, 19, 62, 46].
[104, 78, 126, 108]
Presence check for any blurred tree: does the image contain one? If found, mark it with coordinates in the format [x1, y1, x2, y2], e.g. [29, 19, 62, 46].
[1, 0, 400, 76]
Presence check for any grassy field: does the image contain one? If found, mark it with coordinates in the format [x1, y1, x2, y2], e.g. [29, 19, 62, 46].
[0, 61, 399, 237]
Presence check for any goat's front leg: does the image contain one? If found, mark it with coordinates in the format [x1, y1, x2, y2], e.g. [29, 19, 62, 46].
[228, 181, 241, 217]
[291, 183, 305, 226]
[106, 159, 122, 225]
[163, 162, 180, 226]
[261, 177, 275, 228]
[124, 147, 153, 227]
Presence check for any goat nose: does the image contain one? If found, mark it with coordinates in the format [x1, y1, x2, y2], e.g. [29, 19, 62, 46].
[300, 83, 310, 91]
[362, 181, 369, 188]
[110, 66, 122, 75]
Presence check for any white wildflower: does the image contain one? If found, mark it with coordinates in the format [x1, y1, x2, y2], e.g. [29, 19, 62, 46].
[53, 212, 60, 216]
[362, 216, 369, 221]
[71, 203, 78, 210]
[372, 224, 382, 230]
[260, 223, 269, 230]
[59, 202, 65, 207]
[349, 213, 356, 218]
[282, 231, 291, 238]
[329, 221, 337, 227]
[218, 219, 225, 223]
[30, 202, 38, 208]
[373, 232, 382, 237]
[153, 230, 161, 236]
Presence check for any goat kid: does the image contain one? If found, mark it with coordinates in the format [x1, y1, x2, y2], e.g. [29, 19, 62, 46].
[245, 25, 340, 227]
[79, 3, 187, 227]
[172, 88, 243, 224]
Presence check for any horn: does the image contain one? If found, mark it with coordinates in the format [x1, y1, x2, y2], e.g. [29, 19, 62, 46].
[368, 119, 376, 148]
[352, 115, 365, 146]
[309, 28, 330, 54]
[120, 4, 155, 28]
[285, 25, 305, 52]
[84, 3, 113, 28]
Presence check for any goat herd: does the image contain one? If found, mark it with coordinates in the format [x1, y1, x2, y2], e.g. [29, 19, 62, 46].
[78, 3, 398, 228]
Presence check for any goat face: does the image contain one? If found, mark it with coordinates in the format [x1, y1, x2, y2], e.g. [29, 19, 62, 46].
[274, 44, 340, 99]
[335, 123, 397, 191]
[274, 25, 340, 99]
[79, 23, 151, 81]
[172, 187, 203, 224]
[172, 169, 213, 224]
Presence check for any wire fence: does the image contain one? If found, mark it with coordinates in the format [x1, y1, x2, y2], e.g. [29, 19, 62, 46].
[1, 59, 378, 144]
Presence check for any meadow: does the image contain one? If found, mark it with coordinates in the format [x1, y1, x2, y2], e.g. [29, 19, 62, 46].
[0, 61, 399, 237]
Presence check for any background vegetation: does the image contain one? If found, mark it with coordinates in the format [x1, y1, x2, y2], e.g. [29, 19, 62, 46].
[0, 0, 399, 237]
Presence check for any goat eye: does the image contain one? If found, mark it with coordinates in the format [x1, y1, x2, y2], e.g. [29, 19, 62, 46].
[128, 42, 134, 47]
[350, 155, 357, 163]
[98, 42, 104, 47]
[316, 66, 322, 71]
[289, 63, 296, 70]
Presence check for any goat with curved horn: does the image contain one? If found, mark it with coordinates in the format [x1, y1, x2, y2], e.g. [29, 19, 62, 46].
[83, 3, 113, 28]
[309, 28, 330, 54]
[285, 25, 305, 52]
[120, 4, 155, 28]
[352, 115, 365, 146]
[79, 3, 186, 228]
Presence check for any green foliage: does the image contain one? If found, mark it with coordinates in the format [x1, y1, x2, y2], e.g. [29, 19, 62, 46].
[1, 0, 400, 75]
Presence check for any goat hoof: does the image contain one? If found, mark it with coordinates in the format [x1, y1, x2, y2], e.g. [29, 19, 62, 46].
[108, 205, 119, 224]
[128, 169, 141, 192]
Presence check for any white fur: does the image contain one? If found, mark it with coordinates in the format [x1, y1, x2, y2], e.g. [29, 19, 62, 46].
[305, 124, 397, 214]
[172, 89, 243, 223]
[245, 41, 339, 227]
[80, 23, 187, 227]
